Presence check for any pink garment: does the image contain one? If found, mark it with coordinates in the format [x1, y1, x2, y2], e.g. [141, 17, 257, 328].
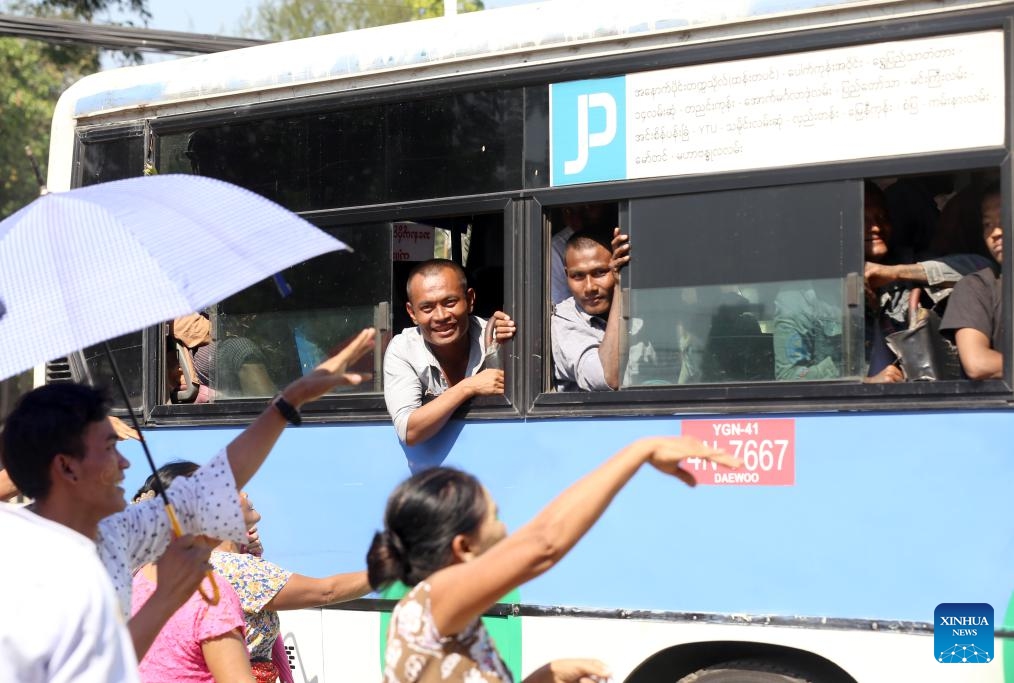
[132, 570, 246, 683]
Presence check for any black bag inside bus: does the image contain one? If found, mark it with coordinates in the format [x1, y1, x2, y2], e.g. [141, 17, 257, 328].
[885, 309, 962, 381]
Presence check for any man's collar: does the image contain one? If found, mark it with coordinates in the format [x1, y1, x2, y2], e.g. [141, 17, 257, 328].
[569, 297, 607, 325]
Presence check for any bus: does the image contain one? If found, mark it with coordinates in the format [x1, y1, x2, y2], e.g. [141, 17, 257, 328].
[43, 1, 1014, 680]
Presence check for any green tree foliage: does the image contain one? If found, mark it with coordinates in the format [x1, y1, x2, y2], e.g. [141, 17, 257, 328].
[0, 0, 148, 217]
[17, 0, 149, 21]
[241, 0, 484, 42]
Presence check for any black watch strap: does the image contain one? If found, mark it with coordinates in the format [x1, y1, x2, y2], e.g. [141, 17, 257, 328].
[272, 395, 302, 426]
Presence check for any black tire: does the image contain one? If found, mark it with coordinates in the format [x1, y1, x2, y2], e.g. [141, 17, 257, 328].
[676, 659, 817, 683]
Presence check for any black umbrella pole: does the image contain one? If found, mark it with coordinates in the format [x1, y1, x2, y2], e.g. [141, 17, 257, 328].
[101, 341, 171, 508]
[101, 341, 220, 605]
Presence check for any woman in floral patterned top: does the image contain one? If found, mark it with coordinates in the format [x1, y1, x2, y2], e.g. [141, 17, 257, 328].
[366, 437, 738, 683]
[136, 465, 372, 683]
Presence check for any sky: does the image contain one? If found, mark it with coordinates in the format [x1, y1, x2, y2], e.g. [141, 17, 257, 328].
[130, 0, 540, 37]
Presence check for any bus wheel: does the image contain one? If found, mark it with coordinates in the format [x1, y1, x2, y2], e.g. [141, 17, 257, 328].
[676, 659, 816, 683]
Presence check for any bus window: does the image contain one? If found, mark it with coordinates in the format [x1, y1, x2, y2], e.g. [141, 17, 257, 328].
[623, 182, 864, 387]
[70, 133, 146, 411]
[865, 170, 1000, 382]
[392, 213, 505, 334]
[155, 87, 525, 211]
[169, 222, 392, 403]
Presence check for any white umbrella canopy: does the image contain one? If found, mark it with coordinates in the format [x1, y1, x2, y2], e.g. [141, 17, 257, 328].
[0, 174, 349, 382]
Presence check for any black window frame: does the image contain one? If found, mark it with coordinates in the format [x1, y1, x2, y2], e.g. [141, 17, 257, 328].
[144, 193, 522, 426]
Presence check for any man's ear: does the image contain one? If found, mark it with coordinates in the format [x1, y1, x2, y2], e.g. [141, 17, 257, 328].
[51, 454, 81, 486]
[406, 301, 419, 325]
[466, 288, 476, 313]
[450, 532, 477, 563]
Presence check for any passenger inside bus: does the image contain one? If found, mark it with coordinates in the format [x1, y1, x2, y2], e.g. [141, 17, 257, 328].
[171, 313, 276, 402]
[549, 203, 617, 306]
[773, 178, 992, 383]
[552, 227, 658, 391]
[383, 259, 516, 445]
[940, 183, 1004, 380]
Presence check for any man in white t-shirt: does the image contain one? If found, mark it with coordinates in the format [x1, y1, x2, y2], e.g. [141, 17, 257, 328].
[0, 503, 139, 683]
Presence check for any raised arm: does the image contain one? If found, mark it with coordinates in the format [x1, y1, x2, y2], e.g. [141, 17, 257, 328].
[227, 328, 375, 489]
[428, 436, 737, 636]
[265, 569, 371, 611]
[599, 227, 630, 390]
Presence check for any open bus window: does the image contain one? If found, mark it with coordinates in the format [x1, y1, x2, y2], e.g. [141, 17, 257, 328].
[620, 182, 866, 388]
[391, 213, 506, 333]
[168, 223, 392, 403]
[864, 170, 1000, 382]
[166, 211, 506, 404]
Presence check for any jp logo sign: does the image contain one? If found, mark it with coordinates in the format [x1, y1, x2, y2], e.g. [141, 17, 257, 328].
[550, 77, 626, 186]
[934, 603, 993, 663]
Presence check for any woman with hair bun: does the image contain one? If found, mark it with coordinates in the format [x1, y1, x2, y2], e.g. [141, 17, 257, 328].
[367, 436, 738, 683]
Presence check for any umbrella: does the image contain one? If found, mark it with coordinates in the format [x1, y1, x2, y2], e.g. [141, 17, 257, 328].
[0, 174, 347, 381]
[0, 173, 350, 601]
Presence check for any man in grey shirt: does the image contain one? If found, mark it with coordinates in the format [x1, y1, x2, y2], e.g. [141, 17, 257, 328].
[384, 259, 516, 445]
[552, 228, 636, 391]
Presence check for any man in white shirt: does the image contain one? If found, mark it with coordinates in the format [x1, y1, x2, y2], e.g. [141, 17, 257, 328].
[0, 327, 376, 660]
[0, 503, 139, 683]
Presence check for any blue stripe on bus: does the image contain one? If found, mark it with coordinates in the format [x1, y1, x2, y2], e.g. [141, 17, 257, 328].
[121, 410, 1013, 624]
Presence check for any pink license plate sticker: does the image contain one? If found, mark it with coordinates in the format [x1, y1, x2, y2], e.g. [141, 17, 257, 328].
[680, 418, 795, 486]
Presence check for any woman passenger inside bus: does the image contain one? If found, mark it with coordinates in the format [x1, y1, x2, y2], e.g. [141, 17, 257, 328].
[135, 462, 372, 683]
[367, 436, 738, 682]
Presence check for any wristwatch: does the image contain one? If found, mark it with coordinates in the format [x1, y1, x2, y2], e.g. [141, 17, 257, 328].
[272, 394, 302, 426]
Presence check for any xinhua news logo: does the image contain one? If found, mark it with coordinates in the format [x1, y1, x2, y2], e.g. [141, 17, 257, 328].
[549, 76, 626, 186]
[935, 603, 993, 663]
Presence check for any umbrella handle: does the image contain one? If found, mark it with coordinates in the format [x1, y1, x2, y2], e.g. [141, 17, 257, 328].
[165, 503, 221, 606]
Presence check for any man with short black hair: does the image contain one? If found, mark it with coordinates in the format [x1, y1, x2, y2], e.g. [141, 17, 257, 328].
[552, 228, 639, 391]
[941, 185, 1004, 380]
[384, 258, 516, 445]
[0, 328, 375, 661]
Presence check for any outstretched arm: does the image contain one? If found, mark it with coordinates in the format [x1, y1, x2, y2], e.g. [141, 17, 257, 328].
[429, 436, 738, 636]
[266, 570, 371, 611]
[227, 328, 375, 489]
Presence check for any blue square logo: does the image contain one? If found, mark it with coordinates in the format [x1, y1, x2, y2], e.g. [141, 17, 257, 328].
[935, 603, 993, 663]
[550, 77, 626, 186]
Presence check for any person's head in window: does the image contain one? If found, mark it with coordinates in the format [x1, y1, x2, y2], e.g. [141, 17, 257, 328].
[981, 183, 1002, 265]
[865, 181, 893, 263]
[405, 259, 475, 351]
[564, 231, 616, 317]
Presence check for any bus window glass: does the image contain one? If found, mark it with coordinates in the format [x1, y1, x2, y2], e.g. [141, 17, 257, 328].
[175, 223, 392, 402]
[156, 88, 525, 210]
[622, 182, 864, 386]
[74, 136, 146, 411]
[80, 134, 144, 186]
